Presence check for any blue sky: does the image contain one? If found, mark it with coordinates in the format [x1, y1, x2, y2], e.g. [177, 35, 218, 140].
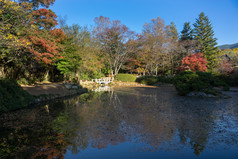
[50, 0, 238, 45]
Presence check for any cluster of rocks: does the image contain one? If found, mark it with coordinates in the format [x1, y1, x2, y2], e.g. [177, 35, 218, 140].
[187, 92, 216, 98]
[64, 83, 81, 89]
[186, 91, 231, 99]
[32, 88, 88, 104]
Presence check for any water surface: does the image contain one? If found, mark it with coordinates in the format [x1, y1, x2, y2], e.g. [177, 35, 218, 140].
[0, 86, 238, 159]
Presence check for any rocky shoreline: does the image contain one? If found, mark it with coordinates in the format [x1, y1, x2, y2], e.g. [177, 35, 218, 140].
[31, 88, 88, 104]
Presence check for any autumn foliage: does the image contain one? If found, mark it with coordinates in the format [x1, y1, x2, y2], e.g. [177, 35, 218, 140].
[0, 0, 236, 87]
[217, 61, 233, 74]
[19, 0, 55, 8]
[28, 34, 63, 64]
[177, 53, 208, 72]
[32, 8, 58, 30]
[27, 7, 64, 65]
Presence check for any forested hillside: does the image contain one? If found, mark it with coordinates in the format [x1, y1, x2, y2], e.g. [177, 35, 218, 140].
[0, 0, 237, 84]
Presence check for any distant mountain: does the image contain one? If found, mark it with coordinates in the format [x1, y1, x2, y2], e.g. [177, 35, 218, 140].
[218, 43, 238, 50]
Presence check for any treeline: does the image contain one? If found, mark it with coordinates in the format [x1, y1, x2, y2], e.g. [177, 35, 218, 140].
[1, 0, 238, 84]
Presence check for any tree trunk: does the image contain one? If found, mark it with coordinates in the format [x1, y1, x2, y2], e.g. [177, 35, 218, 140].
[162, 57, 165, 74]
[171, 55, 174, 75]
[155, 66, 158, 76]
[114, 68, 119, 76]
[44, 70, 49, 81]
[0, 66, 5, 78]
[75, 71, 79, 84]
[111, 70, 114, 77]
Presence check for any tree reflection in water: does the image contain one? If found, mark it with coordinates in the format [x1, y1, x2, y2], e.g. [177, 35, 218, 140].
[0, 86, 238, 158]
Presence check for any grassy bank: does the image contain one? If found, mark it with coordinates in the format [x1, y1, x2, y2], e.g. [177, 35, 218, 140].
[0, 79, 34, 113]
[0, 79, 88, 113]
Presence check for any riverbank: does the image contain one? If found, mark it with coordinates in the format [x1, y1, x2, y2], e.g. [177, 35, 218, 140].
[22, 82, 88, 103]
[22, 81, 238, 96]
[0, 81, 88, 113]
[0, 81, 140, 113]
[22, 82, 83, 96]
[1, 80, 237, 114]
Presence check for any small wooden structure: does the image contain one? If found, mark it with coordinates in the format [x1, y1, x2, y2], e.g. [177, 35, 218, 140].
[92, 78, 114, 85]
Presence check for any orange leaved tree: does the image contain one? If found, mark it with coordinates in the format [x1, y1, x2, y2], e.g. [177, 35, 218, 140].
[177, 53, 208, 72]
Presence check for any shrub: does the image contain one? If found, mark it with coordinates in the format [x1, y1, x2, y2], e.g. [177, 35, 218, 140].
[157, 76, 175, 84]
[136, 76, 158, 85]
[92, 71, 104, 79]
[174, 71, 201, 95]
[0, 79, 34, 113]
[115, 74, 137, 82]
[136, 76, 174, 85]
[17, 78, 29, 85]
[174, 71, 230, 96]
[78, 73, 90, 80]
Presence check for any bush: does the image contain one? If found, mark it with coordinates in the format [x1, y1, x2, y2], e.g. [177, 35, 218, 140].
[174, 71, 230, 96]
[115, 74, 137, 82]
[157, 76, 174, 84]
[17, 77, 38, 85]
[78, 73, 90, 81]
[136, 76, 174, 85]
[136, 76, 158, 85]
[0, 79, 34, 113]
[92, 71, 104, 79]
[17, 78, 29, 85]
[77, 72, 105, 81]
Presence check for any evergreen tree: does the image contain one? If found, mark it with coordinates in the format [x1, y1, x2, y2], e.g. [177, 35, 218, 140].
[180, 22, 193, 41]
[179, 22, 195, 57]
[169, 21, 178, 40]
[193, 12, 218, 68]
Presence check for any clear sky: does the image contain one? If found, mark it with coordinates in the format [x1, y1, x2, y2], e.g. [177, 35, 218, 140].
[50, 0, 238, 46]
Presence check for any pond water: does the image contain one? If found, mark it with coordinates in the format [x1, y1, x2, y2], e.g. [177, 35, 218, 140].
[0, 86, 238, 159]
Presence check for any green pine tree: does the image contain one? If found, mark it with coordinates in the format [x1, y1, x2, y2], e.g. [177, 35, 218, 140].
[180, 22, 193, 41]
[169, 21, 178, 41]
[193, 12, 218, 68]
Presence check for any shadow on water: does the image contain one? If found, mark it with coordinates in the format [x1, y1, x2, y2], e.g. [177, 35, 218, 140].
[0, 86, 238, 158]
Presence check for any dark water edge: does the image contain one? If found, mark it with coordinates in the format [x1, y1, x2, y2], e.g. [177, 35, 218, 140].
[0, 86, 237, 159]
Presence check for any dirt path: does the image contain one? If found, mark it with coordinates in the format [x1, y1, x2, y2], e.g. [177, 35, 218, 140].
[22, 82, 78, 96]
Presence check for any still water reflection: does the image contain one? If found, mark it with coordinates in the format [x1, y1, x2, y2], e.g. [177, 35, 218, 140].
[0, 86, 238, 159]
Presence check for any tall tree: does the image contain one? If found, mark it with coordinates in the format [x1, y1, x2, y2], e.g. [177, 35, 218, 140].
[167, 21, 179, 75]
[94, 16, 136, 76]
[140, 17, 169, 75]
[0, 0, 31, 77]
[23, 0, 64, 80]
[56, 24, 82, 79]
[193, 12, 218, 68]
[179, 22, 197, 61]
[180, 22, 193, 41]
[168, 22, 178, 41]
[58, 21, 104, 80]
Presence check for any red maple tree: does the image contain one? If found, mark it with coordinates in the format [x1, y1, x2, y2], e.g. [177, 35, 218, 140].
[177, 53, 208, 72]
[26, 7, 65, 64]
[27, 29, 65, 64]
[32, 8, 58, 30]
[217, 60, 233, 74]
